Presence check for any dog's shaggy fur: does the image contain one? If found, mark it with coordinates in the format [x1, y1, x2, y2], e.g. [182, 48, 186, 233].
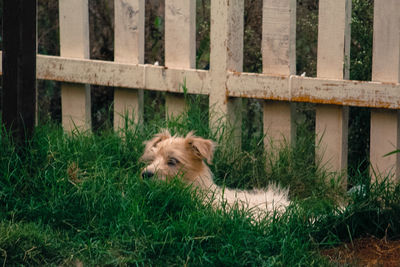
[141, 130, 290, 214]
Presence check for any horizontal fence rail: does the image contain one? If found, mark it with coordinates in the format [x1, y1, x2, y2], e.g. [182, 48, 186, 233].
[1, 53, 399, 109]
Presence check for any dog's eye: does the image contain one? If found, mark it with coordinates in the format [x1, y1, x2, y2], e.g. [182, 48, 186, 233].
[167, 157, 179, 167]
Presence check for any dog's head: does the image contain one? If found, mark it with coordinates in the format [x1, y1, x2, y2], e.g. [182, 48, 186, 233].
[140, 130, 215, 183]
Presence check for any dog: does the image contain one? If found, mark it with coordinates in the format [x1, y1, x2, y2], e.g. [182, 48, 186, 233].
[140, 130, 290, 215]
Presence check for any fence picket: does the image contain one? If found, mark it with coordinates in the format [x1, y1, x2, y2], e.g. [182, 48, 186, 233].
[370, 0, 400, 181]
[262, 0, 297, 150]
[114, 0, 145, 130]
[165, 0, 196, 118]
[209, 0, 243, 142]
[59, 0, 91, 132]
[315, 0, 351, 182]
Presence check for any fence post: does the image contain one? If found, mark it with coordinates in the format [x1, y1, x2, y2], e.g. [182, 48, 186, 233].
[262, 0, 296, 150]
[59, 0, 91, 132]
[209, 0, 243, 142]
[2, 0, 37, 142]
[370, 0, 400, 181]
[165, 0, 196, 119]
[315, 0, 351, 183]
[114, 0, 145, 130]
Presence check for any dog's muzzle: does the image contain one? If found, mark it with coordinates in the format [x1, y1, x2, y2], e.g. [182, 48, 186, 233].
[141, 170, 154, 179]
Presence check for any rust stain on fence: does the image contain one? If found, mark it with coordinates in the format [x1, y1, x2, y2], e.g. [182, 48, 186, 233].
[291, 94, 398, 109]
[322, 83, 339, 87]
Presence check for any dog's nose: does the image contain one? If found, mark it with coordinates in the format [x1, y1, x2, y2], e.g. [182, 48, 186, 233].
[142, 171, 154, 179]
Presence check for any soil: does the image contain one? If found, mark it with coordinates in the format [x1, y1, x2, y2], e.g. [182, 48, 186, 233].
[321, 237, 400, 267]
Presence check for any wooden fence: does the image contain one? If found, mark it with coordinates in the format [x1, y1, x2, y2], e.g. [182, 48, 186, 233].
[1, 0, 400, 183]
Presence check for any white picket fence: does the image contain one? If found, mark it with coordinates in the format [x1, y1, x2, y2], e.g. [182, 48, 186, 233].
[3, 0, 400, 183]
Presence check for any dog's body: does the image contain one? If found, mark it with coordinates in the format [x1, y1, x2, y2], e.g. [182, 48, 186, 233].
[141, 130, 290, 214]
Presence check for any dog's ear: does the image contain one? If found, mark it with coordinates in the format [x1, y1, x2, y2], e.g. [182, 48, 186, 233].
[186, 133, 215, 164]
[143, 130, 171, 150]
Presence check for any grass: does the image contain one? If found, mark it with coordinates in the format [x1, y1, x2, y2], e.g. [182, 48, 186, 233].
[1, 98, 400, 266]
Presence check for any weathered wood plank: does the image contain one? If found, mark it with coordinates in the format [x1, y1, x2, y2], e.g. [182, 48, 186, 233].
[290, 76, 400, 109]
[2, 54, 400, 109]
[209, 0, 243, 141]
[165, 0, 196, 118]
[114, 0, 144, 64]
[370, 0, 400, 181]
[227, 73, 400, 109]
[315, 0, 351, 179]
[34, 55, 210, 95]
[317, 0, 351, 80]
[262, 0, 296, 148]
[145, 65, 210, 95]
[59, 0, 91, 132]
[114, 0, 144, 130]
[2, 0, 37, 142]
[227, 72, 289, 100]
[262, 0, 296, 76]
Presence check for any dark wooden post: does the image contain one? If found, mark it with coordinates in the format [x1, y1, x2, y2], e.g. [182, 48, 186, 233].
[2, 0, 37, 142]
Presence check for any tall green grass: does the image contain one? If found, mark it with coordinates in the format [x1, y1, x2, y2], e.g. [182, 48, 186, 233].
[1, 98, 399, 266]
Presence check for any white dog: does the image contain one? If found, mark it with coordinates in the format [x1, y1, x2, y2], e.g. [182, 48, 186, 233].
[141, 130, 290, 214]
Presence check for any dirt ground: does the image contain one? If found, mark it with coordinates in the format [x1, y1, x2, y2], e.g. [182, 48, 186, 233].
[321, 237, 400, 266]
